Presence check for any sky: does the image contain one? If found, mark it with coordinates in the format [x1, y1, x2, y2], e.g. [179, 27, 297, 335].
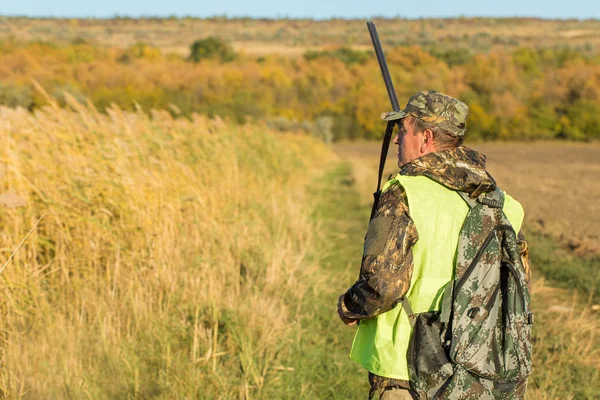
[1, 0, 599, 20]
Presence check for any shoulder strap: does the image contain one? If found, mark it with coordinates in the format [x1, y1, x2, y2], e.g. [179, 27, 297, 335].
[479, 188, 504, 209]
[400, 297, 416, 328]
[457, 188, 505, 210]
[369, 121, 396, 221]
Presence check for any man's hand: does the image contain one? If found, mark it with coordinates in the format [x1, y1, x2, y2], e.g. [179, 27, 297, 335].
[337, 295, 358, 326]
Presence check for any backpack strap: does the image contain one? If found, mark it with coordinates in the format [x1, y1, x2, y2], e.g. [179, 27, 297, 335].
[457, 188, 505, 210]
[439, 282, 454, 326]
[400, 297, 416, 328]
[402, 282, 453, 330]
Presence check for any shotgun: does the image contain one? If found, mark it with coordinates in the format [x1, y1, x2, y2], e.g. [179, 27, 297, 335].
[366, 21, 400, 221]
[367, 21, 400, 112]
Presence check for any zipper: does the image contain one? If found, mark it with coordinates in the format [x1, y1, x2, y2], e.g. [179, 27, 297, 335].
[453, 224, 513, 297]
[491, 332, 502, 375]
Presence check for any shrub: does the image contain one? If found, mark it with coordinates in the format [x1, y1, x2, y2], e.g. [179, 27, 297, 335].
[118, 42, 162, 63]
[188, 36, 237, 63]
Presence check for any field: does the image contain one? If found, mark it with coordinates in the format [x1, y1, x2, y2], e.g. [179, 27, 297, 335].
[1, 17, 600, 142]
[335, 141, 600, 256]
[2, 17, 600, 54]
[0, 15, 598, 400]
[0, 102, 597, 398]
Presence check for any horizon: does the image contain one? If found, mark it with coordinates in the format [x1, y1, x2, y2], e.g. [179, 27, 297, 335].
[1, 14, 599, 22]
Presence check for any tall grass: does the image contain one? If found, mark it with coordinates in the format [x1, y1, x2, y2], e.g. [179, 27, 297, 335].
[0, 95, 335, 398]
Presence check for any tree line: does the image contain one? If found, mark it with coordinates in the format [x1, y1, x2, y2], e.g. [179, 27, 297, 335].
[0, 37, 599, 141]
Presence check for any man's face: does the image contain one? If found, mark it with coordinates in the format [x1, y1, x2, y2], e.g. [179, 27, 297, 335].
[393, 117, 424, 168]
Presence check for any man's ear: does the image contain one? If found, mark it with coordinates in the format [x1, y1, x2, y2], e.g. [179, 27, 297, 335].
[421, 129, 435, 153]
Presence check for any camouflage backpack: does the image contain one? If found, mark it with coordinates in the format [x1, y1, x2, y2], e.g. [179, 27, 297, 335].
[402, 188, 534, 399]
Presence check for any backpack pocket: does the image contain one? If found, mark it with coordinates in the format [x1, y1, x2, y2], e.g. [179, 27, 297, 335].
[407, 312, 453, 398]
[452, 261, 532, 382]
[452, 283, 505, 380]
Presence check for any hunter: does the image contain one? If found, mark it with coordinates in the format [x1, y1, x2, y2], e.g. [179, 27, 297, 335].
[337, 90, 532, 399]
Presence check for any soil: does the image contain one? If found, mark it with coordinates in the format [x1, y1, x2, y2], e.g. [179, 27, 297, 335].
[333, 141, 600, 257]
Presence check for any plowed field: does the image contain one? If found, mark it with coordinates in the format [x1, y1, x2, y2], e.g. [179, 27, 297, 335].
[334, 141, 600, 256]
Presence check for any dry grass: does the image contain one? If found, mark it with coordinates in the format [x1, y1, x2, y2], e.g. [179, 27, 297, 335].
[0, 97, 335, 398]
[526, 279, 599, 399]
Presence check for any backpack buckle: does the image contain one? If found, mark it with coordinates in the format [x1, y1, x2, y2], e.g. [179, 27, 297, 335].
[527, 312, 534, 325]
[469, 183, 488, 199]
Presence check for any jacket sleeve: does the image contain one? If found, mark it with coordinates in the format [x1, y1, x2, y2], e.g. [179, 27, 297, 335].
[517, 230, 531, 291]
[339, 183, 418, 320]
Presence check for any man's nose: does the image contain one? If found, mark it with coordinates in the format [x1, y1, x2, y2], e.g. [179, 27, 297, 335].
[393, 133, 400, 145]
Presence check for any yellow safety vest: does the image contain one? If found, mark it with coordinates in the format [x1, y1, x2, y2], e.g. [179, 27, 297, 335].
[350, 174, 524, 380]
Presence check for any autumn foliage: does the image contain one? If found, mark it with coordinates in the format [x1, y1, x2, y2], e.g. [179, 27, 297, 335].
[0, 38, 599, 141]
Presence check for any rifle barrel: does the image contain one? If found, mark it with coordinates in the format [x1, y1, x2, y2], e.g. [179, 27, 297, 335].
[367, 21, 400, 112]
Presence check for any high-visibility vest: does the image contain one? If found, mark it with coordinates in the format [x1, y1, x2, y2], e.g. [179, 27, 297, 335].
[350, 174, 524, 380]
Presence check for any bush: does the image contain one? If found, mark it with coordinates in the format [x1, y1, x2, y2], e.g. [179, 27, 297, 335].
[563, 100, 600, 140]
[188, 36, 237, 63]
[118, 42, 162, 63]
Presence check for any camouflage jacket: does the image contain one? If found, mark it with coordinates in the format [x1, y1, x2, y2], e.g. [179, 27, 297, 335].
[340, 146, 530, 321]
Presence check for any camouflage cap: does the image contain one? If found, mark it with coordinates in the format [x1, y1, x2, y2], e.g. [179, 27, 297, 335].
[381, 90, 469, 138]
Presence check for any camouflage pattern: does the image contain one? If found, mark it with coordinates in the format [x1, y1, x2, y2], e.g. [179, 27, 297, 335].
[340, 183, 418, 319]
[340, 146, 532, 399]
[436, 365, 527, 399]
[368, 372, 419, 400]
[339, 146, 529, 319]
[407, 310, 453, 397]
[400, 146, 496, 195]
[381, 90, 469, 138]
[438, 189, 533, 398]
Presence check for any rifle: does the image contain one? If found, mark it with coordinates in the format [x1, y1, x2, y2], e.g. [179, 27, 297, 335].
[366, 21, 400, 221]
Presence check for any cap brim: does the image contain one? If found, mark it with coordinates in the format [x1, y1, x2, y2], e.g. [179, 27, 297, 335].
[381, 109, 408, 121]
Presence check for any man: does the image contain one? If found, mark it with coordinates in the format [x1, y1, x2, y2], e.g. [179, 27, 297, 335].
[337, 90, 530, 399]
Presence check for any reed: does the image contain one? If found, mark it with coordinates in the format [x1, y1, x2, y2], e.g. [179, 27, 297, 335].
[0, 98, 334, 398]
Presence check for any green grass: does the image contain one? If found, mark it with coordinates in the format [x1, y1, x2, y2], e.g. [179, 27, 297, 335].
[257, 163, 369, 399]
[527, 230, 599, 303]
